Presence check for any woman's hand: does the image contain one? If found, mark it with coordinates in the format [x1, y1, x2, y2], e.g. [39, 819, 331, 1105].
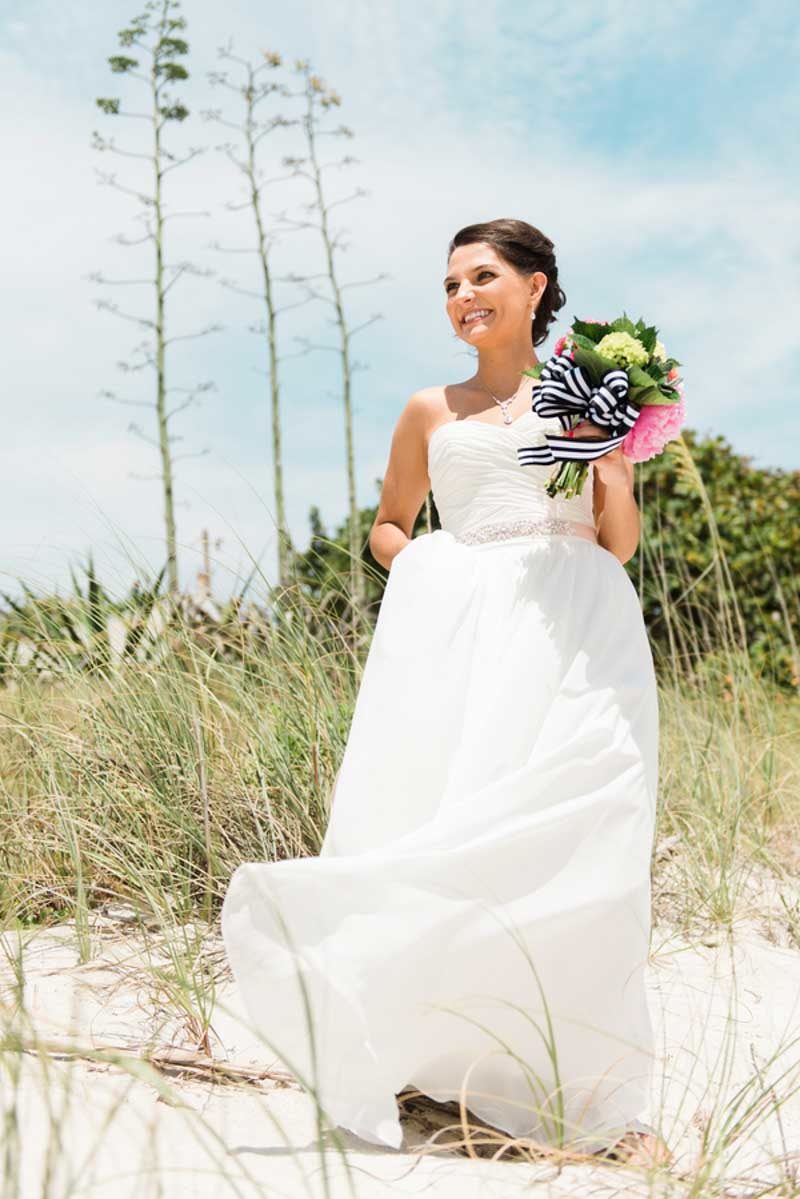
[571, 420, 632, 490]
[573, 419, 639, 563]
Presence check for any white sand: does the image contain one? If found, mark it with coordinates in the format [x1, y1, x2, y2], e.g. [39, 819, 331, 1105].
[2, 870, 799, 1197]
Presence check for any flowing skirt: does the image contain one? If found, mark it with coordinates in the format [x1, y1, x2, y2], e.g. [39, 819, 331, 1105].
[221, 529, 660, 1152]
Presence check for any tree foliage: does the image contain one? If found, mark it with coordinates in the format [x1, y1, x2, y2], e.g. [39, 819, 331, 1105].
[630, 429, 799, 688]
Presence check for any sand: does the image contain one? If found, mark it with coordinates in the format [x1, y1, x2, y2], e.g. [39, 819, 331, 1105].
[2, 864, 799, 1198]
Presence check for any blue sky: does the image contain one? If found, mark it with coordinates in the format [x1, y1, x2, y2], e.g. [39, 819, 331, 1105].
[2, 0, 798, 598]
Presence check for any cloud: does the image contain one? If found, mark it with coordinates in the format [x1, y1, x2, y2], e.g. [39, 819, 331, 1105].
[2, 0, 797, 600]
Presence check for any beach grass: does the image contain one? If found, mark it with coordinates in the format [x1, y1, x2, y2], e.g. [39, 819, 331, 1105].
[1, 519, 799, 1195]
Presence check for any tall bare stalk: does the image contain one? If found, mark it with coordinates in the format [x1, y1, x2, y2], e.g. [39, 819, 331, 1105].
[91, 0, 220, 592]
[277, 60, 387, 644]
[203, 47, 316, 589]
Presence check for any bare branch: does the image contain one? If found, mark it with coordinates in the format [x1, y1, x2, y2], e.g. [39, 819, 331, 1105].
[116, 339, 158, 373]
[99, 388, 152, 409]
[166, 396, 196, 420]
[163, 323, 224, 346]
[219, 146, 249, 174]
[161, 146, 206, 176]
[172, 447, 211, 464]
[161, 209, 212, 223]
[251, 118, 299, 148]
[270, 211, 321, 233]
[251, 168, 301, 188]
[207, 240, 259, 255]
[127, 422, 160, 450]
[201, 113, 244, 133]
[289, 283, 336, 309]
[93, 299, 156, 330]
[241, 293, 316, 331]
[90, 132, 151, 161]
[218, 279, 264, 300]
[222, 198, 253, 213]
[85, 271, 155, 286]
[275, 271, 330, 283]
[346, 314, 384, 341]
[339, 271, 391, 292]
[93, 168, 154, 207]
[166, 380, 217, 398]
[275, 347, 315, 364]
[162, 261, 215, 298]
[163, 262, 215, 277]
[290, 335, 340, 355]
[273, 293, 318, 316]
[116, 354, 155, 374]
[317, 155, 360, 170]
[325, 187, 368, 213]
[112, 231, 155, 247]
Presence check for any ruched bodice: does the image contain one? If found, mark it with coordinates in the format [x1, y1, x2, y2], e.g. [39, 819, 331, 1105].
[427, 408, 595, 540]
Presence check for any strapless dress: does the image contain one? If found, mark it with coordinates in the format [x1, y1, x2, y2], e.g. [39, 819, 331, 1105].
[221, 407, 660, 1154]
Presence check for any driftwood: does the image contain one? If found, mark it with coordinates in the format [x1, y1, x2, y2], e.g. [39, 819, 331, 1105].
[12, 1036, 297, 1090]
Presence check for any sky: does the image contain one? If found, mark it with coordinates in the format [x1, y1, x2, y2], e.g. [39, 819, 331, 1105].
[2, 0, 798, 600]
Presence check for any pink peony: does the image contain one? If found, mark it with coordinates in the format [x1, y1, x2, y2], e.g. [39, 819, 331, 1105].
[622, 397, 686, 463]
[554, 333, 577, 359]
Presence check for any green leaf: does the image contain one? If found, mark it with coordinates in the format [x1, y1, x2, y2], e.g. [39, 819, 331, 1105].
[627, 364, 674, 405]
[570, 333, 600, 352]
[610, 313, 637, 336]
[159, 36, 189, 56]
[571, 318, 606, 342]
[109, 55, 139, 73]
[159, 103, 189, 121]
[638, 324, 658, 354]
[158, 63, 189, 82]
[571, 345, 620, 386]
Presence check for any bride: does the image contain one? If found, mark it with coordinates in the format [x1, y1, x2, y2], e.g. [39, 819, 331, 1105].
[221, 218, 672, 1168]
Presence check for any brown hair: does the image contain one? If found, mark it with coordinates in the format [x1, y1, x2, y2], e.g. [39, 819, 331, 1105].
[447, 218, 566, 348]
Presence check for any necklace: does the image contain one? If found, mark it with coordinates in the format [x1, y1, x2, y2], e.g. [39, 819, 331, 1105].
[476, 375, 531, 425]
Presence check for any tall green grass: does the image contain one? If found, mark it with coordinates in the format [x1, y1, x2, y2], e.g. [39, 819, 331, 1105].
[1, 460, 799, 1191]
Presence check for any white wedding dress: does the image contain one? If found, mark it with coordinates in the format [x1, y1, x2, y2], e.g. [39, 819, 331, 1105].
[221, 407, 660, 1154]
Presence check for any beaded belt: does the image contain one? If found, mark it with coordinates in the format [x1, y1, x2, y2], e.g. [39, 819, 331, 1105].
[456, 517, 597, 546]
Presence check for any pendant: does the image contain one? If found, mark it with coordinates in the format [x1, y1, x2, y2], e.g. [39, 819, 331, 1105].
[490, 389, 517, 425]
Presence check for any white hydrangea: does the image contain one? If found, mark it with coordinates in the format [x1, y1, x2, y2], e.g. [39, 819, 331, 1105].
[595, 331, 649, 370]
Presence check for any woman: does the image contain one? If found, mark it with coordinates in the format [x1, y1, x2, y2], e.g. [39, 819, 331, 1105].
[221, 219, 672, 1167]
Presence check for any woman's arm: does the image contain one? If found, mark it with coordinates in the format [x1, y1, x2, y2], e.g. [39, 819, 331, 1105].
[369, 392, 434, 571]
[570, 419, 641, 564]
[592, 449, 640, 564]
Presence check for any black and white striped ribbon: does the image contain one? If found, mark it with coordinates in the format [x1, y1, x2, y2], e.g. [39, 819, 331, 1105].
[517, 352, 642, 467]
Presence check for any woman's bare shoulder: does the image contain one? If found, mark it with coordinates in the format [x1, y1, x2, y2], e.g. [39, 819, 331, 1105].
[402, 384, 466, 445]
[405, 383, 450, 413]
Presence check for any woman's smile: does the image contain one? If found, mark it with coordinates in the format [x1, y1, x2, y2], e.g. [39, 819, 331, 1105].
[462, 307, 494, 328]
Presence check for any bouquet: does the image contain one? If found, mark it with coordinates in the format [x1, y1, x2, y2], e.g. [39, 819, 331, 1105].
[516, 315, 685, 498]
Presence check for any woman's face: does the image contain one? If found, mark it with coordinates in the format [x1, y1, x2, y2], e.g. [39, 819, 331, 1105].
[444, 242, 546, 346]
